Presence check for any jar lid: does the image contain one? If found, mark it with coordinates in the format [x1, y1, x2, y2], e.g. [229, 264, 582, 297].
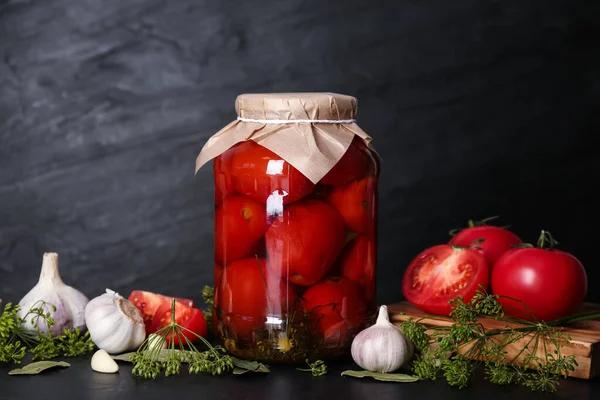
[196, 92, 374, 184]
[235, 93, 358, 121]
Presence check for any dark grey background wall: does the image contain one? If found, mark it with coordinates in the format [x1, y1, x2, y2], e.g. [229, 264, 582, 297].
[1, 0, 598, 305]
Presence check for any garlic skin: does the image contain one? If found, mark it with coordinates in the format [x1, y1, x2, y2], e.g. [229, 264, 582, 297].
[351, 305, 413, 373]
[85, 289, 146, 354]
[18, 253, 89, 335]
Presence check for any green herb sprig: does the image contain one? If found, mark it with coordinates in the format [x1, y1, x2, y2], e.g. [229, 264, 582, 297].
[297, 359, 328, 376]
[201, 285, 214, 332]
[0, 301, 94, 365]
[400, 288, 600, 392]
[131, 298, 233, 378]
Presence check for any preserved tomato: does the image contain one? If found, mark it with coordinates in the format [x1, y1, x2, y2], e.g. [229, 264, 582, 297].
[265, 199, 346, 286]
[229, 141, 314, 205]
[327, 176, 377, 234]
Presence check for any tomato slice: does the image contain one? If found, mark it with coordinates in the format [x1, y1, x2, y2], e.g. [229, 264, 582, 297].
[401, 244, 489, 316]
[150, 302, 207, 344]
[128, 291, 195, 331]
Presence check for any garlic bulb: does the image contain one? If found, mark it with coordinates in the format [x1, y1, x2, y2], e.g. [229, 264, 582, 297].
[351, 305, 413, 373]
[85, 289, 146, 354]
[18, 253, 89, 335]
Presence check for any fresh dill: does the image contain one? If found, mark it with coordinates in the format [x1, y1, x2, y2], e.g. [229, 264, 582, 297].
[400, 288, 596, 392]
[0, 301, 93, 364]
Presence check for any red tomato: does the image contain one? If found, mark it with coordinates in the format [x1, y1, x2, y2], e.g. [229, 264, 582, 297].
[229, 141, 314, 204]
[151, 302, 207, 344]
[212, 287, 220, 337]
[320, 136, 374, 186]
[214, 147, 236, 205]
[492, 247, 587, 321]
[128, 291, 194, 331]
[340, 235, 376, 304]
[302, 277, 367, 332]
[402, 244, 489, 316]
[265, 199, 346, 286]
[219, 258, 297, 339]
[327, 176, 376, 234]
[215, 195, 268, 264]
[450, 225, 521, 267]
[319, 315, 354, 347]
[214, 263, 223, 288]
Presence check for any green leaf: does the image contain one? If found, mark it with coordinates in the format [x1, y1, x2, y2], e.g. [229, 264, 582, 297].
[230, 357, 270, 373]
[233, 368, 251, 375]
[341, 370, 420, 382]
[9, 361, 70, 375]
[112, 349, 195, 363]
[111, 352, 135, 362]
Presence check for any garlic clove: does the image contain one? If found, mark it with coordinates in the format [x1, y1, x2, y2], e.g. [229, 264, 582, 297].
[147, 333, 167, 353]
[17, 253, 89, 335]
[91, 349, 119, 373]
[85, 289, 146, 354]
[350, 305, 413, 373]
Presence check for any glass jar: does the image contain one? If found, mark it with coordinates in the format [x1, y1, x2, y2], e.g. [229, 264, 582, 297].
[201, 93, 378, 363]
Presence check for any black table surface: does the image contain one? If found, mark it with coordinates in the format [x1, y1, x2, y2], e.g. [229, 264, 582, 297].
[1, 357, 598, 400]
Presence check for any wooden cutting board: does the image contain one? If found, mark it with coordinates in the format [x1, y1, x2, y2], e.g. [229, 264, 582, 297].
[388, 302, 600, 379]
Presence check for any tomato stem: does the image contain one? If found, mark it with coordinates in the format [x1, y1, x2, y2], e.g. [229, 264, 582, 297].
[536, 230, 559, 250]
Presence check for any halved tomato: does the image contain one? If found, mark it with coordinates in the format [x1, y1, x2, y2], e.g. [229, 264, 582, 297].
[401, 244, 489, 316]
[128, 291, 194, 331]
[150, 302, 207, 344]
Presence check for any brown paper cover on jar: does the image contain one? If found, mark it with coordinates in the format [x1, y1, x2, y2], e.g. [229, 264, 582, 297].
[195, 93, 376, 184]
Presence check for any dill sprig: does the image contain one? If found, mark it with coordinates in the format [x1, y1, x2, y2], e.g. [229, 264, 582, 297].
[131, 298, 233, 379]
[297, 359, 328, 376]
[0, 301, 94, 364]
[399, 288, 597, 392]
[201, 285, 214, 332]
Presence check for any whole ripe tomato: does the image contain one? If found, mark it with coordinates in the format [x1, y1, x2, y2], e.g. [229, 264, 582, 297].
[491, 232, 587, 321]
[150, 302, 207, 345]
[327, 176, 376, 234]
[214, 147, 236, 205]
[229, 141, 314, 205]
[265, 199, 346, 286]
[219, 258, 297, 339]
[320, 136, 375, 186]
[128, 291, 194, 331]
[215, 195, 267, 265]
[302, 277, 367, 344]
[340, 235, 376, 304]
[402, 244, 489, 316]
[449, 222, 521, 267]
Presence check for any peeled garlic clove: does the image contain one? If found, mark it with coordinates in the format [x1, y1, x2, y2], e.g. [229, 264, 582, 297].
[85, 289, 146, 354]
[91, 349, 119, 373]
[18, 253, 89, 335]
[351, 305, 413, 373]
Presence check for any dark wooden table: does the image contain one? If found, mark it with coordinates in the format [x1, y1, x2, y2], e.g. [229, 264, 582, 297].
[1, 357, 598, 400]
